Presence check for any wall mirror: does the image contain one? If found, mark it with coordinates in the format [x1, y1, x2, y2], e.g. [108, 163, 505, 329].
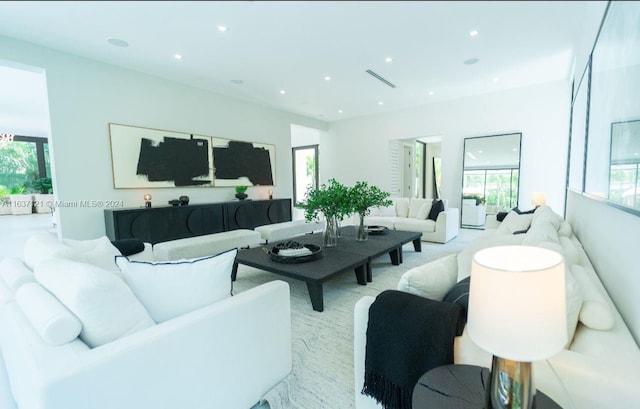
[461, 133, 522, 228]
[584, 1, 640, 215]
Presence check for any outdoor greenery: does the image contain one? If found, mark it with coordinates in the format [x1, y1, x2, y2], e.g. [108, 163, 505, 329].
[302, 178, 391, 222]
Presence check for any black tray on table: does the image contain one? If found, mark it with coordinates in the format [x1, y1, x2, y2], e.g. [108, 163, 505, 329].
[364, 225, 389, 235]
[269, 244, 323, 264]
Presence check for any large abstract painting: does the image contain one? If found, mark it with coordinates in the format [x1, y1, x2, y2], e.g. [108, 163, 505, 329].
[108, 123, 275, 188]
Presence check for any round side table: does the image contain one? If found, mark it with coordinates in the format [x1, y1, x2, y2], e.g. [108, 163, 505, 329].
[412, 364, 562, 409]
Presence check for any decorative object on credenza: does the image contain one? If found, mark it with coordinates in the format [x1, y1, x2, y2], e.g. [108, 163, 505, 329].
[467, 245, 566, 409]
[269, 241, 322, 264]
[269, 189, 273, 200]
[348, 181, 392, 242]
[168, 199, 180, 206]
[179, 195, 189, 206]
[144, 194, 152, 208]
[235, 186, 248, 200]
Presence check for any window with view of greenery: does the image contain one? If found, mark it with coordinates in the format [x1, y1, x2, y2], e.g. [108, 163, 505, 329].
[463, 168, 519, 212]
[0, 136, 51, 194]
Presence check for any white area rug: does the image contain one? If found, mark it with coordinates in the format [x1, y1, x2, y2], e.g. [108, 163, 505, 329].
[233, 230, 481, 409]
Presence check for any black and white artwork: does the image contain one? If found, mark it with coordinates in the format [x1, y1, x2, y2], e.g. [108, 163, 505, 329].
[109, 123, 275, 189]
[212, 138, 275, 187]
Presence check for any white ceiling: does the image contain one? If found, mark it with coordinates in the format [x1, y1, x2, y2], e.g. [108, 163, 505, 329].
[0, 1, 591, 125]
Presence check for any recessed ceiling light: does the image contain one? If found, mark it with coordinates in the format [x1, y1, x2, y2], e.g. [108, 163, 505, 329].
[279, 90, 286, 94]
[107, 38, 129, 47]
[378, 101, 384, 106]
[217, 25, 228, 32]
[464, 58, 479, 65]
[385, 57, 393, 63]
[324, 76, 331, 81]
[470, 29, 479, 37]
[478, 150, 483, 154]
[173, 54, 183, 60]
[230, 79, 244, 85]
[338, 109, 343, 114]
[493, 77, 500, 82]
[428, 91, 435, 96]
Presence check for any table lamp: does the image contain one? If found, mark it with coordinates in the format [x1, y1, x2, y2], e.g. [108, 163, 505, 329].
[144, 194, 152, 208]
[531, 192, 546, 208]
[467, 245, 566, 409]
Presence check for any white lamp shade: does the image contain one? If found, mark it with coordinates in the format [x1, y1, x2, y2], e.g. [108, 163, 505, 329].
[467, 245, 567, 362]
[531, 192, 547, 206]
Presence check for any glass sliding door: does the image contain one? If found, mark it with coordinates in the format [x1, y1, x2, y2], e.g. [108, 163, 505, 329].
[292, 144, 319, 206]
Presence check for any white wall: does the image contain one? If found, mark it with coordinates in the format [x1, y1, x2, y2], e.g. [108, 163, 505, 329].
[323, 80, 571, 213]
[0, 35, 327, 239]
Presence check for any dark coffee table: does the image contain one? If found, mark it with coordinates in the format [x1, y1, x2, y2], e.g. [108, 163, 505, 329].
[233, 227, 422, 312]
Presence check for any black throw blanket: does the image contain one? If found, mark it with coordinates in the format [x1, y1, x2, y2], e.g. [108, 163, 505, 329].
[362, 290, 463, 409]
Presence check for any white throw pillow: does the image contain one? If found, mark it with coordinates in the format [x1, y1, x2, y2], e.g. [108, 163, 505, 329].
[380, 203, 396, 217]
[559, 236, 581, 265]
[15, 282, 82, 345]
[397, 254, 458, 301]
[497, 211, 533, 234]
[115, 249, 237, 323]
[23, 232, 68, 269]
[557, 221, 573, 237]
[57, 236, 121, 272]
[416, 203, 431, 220]
[394, 198, 410, 218]
[35, 258, 155, 348]
[0, 257, 35, 291]
[571, 265, 615, 331]
[564, 267, 583, 347]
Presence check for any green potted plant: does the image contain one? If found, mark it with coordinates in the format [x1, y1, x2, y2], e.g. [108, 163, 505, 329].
[301, 178, 350, 247]
[349, 181, 392, 241]
[235, 185, 248, 200]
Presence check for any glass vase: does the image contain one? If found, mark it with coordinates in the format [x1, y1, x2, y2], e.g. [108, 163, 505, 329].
[324, 216, 338, 247]
[356, 214, 368, 241]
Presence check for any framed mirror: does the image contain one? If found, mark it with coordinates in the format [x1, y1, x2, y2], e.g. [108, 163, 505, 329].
[584, 1, 640, 215]
[461, 133, 522, 228]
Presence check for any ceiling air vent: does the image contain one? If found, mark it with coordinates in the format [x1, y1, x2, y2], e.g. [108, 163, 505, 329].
[365, 69, 396, 88]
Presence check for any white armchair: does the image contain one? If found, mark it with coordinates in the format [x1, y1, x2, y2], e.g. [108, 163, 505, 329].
[461, 199, 486, 226]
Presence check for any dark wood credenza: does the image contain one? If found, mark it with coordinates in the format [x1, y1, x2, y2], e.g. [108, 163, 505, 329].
[104, 198, 292, 244]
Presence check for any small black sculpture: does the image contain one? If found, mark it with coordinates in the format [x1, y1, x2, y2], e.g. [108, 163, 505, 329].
[179, 195, 189, 206]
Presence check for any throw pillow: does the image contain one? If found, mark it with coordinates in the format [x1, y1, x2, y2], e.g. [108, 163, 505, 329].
[513, 206, 536, 215]
[416, 203, 431, 220]
[396, 254, 458, 301]
[110, 239, 146, 256]
[496, 211, 509, 222]
[442, 276, 471, 322]
[497, 211, 533, 234]
[15, 282, 82, 346]
[395, 198, 410, 218]
[0, 257, 35, 291]
[115, 249, 238, 323]
[427, 199, 444, 221]
[571, 264, 615, 331]
[23, 232, 68, 269]
[34, 258, 155, 348]
[380, 203, 396, 217]
[58, 236, 122, 272]
[564, 267, 583, 347]
[557, 221, 573, 237]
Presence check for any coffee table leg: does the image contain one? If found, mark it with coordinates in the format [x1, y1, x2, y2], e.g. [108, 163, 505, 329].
[389, 248, 401, 265]
[366, 262, 372, 283]
[355, 264, 367, 285]
[306, 282, 324, 312]
[413, 238, 422, 252]
[231, 262, 239, 281]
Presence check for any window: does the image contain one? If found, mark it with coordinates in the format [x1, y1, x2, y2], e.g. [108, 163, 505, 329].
[0, 135, 51, 192]
[292, 145, 319, 206]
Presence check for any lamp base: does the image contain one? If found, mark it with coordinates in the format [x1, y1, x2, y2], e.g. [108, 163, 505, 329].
[488, 356, 534, 409]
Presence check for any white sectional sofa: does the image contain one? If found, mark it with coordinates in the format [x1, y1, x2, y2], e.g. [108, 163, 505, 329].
[361, 197, 459, 243]
[354, 205, 640, 409]
[0, 232, 292, 409]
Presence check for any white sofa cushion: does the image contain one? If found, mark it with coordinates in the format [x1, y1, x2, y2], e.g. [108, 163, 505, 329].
[416, 203, 430, 219]
[379, 203, 396, 217]
[23, 232, 68, 269]
[34, 258, 155, 348]
[0, 257, 35, 291]
[572, 265, 615, 331]
[394, 218, 436, 233]
[397, 254, 458, 301]
[57, 236, 122, 272]
[394, 197, 410, 218]
[565, 267, 583, 346]
[115, 249, 237, 323]
[496, 211, 533, 234]
[521, 223, 560, 245]
[15, 282, 82, 345]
